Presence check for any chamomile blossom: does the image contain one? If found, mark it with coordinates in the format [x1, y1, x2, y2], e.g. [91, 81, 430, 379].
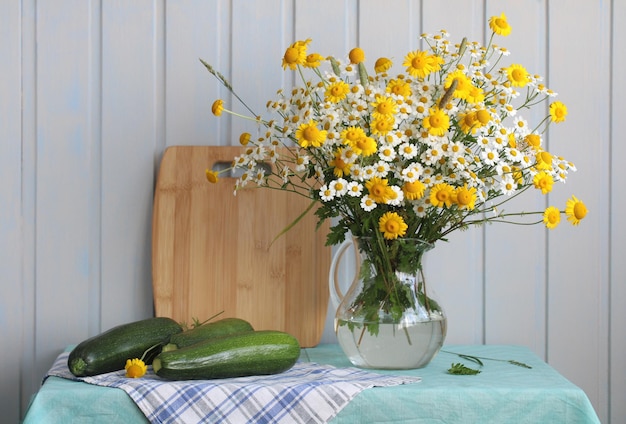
[330, 178, 349, 196]
[346, 181, 363, 197]
[378, 143, 397, 162]
[319, 185, 336, 201]
[360, 195, 377, 212]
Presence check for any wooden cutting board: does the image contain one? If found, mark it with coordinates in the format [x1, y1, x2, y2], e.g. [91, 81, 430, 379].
[152, 146, 331, 347]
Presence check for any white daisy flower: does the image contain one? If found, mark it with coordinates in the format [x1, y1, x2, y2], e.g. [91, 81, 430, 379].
[401, 164, 423, 182]
[373, 161, 391, 178]
[481, 148, 500, 166]
[378, 143, 397, 162]
[346, 181, 363, 197]
[360, 195, 377, 212]
[350, 165, 365, 181]
[413, 198, 429, 217]
[362, 165, 377, 179]
[330, 178, 348, 196]
[420, 145, 443, 166]
[342, 62, 358, 77]
[504, 147, 522, 163]
[398, 142, 418, 159]
[294, 153, 310, 172]
[319, 185, 336, 202]
[513, 116, 529, 135]
[499, 176, 517, 195]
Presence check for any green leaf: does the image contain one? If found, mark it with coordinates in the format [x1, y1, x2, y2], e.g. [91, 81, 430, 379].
[508, 360, 532, 369]
[447, 363, 481, 375]
[269, 199, 318, 247]
[457, 353, 484, 367]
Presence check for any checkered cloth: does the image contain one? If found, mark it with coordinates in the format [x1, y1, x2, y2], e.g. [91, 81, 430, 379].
[46, 351, 421, 423]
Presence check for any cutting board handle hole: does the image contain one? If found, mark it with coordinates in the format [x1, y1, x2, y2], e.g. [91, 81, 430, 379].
[211, 161, 272, 179]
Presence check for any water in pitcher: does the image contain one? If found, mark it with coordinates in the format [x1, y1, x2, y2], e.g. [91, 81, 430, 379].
[335, 318, 446, 369]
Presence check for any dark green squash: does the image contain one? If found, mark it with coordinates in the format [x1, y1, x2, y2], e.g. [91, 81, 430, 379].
[162, 317, 254, 352]
[68, 317, 183, 377]
[153, 330, 301, 380]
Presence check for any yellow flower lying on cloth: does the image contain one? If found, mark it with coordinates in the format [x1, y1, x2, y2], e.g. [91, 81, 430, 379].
[125, 358, 147, 378]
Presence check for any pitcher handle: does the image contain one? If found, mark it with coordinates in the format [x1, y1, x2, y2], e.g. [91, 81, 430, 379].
[328, 238, 355, 310]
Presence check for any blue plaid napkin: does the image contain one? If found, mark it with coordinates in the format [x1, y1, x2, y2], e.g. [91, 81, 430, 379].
[46, 351, 421, 424]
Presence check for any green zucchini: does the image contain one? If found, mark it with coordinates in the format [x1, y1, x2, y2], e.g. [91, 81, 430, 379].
[68, 317, 183, 377]
[152, 330, 301, 380]
[162, 317, 254, 352]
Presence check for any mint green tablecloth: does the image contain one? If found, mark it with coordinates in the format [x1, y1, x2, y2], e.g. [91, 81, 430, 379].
[24, 344, 600, 424]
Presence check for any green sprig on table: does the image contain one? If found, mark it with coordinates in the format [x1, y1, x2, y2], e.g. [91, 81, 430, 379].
[448, 363, 481, 375]
[443, 350, 532, 375]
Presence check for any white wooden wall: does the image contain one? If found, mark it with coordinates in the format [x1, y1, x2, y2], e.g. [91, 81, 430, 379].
[1, 1, 623, 422]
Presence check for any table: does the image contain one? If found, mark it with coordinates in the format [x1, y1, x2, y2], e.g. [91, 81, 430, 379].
[24, 344, 600, 423]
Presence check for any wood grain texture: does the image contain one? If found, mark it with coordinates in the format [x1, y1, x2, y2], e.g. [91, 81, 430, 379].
[152, 146, 331, 347]
[0, 1, 23, 422]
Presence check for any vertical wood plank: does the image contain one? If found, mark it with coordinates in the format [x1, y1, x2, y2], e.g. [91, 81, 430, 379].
[358, 0, 416, 64]
[166, 0, 230, 148]
[547, 1, 610, 421]
[19, 0, 39, 417]
[483, 1, 549, 357]
[295, 0, 357, 58]
[610, 1, 626, 422]
[0, 1, 23, 421]
[422, 0, 485, 344]
[229, 0, 294, 143]
[100, 0, 162, 330]
[33, 0, 99, 385]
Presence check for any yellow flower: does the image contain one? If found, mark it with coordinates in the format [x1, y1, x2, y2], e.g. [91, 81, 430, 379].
[341, 126, 367, 144]
[365, 177, 394, 203]
[239, 132, 251, 146]
[475, 109, 491, 126]
[371, 95, 397, 119]
[353, 137, 378, 157]
[565, 195, 588, 225]
[125, 358, 147, 378]
[402, 180, 426, 200]
[325, 80, 350, 103]
[348, 47, 365, 64]
[506, 64, 529, 87]
[525, 133, 542, 151]
[549, 101, 568, 123]
[205, 169, 219, 184]
[386, 78, 412, 98]
[423, 108, 450, 136]
[374, 57, 392, 74]
[370, 116, 395, 136]
[444, 70, 471, 100]
[403, 50, 442, 79]
[378, 212, 408, 240]
[303, 53, 324, 68]
[329, 149, 352, 177]
[458, 111, 478, 134]
[211, 99, 224, 116]
[430, 183, 455, 208]
[465, 84, 485, 104]
[533, 171, 554, 194]
[295, 120, 327, 148]
[535, 151, 553, 170]
[282, 39, 310, 70]
[454, 185, 477, 210]
[489, 13, 512, 36]
[543, 206, 561, 229]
